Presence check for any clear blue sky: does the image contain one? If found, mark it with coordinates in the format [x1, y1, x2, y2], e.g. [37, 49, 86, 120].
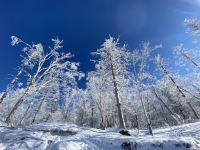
[0, 0, 200, 89]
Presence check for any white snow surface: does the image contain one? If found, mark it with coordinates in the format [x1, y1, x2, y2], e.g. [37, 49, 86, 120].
[0, 122, 200, 150]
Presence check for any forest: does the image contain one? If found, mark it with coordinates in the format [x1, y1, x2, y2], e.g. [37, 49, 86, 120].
[0, 18, 200, 136]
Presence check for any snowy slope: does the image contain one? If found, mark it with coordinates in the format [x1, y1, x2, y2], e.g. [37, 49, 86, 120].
[0, 122, 200, 150]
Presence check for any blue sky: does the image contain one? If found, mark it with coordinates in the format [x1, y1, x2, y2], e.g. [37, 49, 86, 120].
[0, 0, 200, 89]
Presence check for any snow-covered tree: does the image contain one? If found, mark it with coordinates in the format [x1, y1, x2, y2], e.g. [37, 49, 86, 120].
[4, 36, 83, 124]
[184, 18, 200, 38]
[155, 55, 199, 120]
[91, 36, 130, 128]
[128, 42, 161, 135]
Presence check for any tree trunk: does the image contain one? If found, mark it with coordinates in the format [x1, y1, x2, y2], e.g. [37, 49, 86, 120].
[5, 80, 33, 124]
[45, 98, 57, 122]
[160, 105, 171, 127]
[32, 90, 49, 124]
[187, 102, 199, 119]
[179, 49, 200, 70]
[159, 63, 199, 120]
[146, 98, 152, 125]
[19, 103, 32, 125]
[45, 114, 51, 122]
[134, 109, 139, 133]
[100, 111, 105, 129]
[91, 107, 94, 128]
[19, 88, 43, 125]
[139, 94, 153, 136]
[153, 90, 182, 124]
[110, 62, 126, 129]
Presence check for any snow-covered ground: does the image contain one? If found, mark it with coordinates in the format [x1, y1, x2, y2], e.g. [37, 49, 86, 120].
[0, 122, 200, 150]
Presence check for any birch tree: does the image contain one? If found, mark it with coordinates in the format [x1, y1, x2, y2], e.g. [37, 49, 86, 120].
[5, 36, 83, 124]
